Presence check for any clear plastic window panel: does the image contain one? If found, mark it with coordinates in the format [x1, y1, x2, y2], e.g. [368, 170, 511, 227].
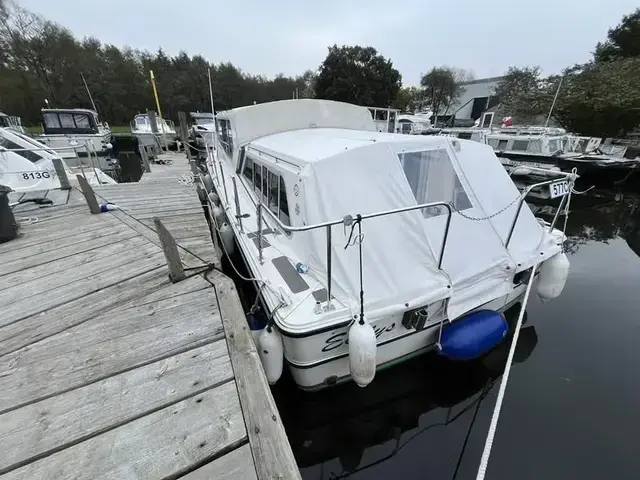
[59, 113, 75, 129]
[279, 176, 290, 226]
[267, 170, 279, 216]
[73, 114, 90, 129]
[43, 113, 61, 128]
[512, 140, 529, 151]
[243, 155, 254, 184]
[526, 139, 543, 153]
[399, 149, 472, 218]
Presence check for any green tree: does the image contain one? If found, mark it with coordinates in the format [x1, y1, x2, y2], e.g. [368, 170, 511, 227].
[315, 45, 401, 107]
[392, 85, 424, 112]
[594, 8, 640, 62]
[420, 66, 472, 117]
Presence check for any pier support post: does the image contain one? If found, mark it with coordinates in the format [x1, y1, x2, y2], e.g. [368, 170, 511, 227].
[76, 175, 101, 214]
[154, 217, 186, 283]
[52, 158, 71, 190]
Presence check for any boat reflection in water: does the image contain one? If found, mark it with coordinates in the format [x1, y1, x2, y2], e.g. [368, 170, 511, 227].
[272, 303, 539, 479]
[527, 189, 640, 258]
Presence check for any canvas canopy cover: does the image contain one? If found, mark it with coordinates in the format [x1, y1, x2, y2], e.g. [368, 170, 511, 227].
[250, 128, 561, 321]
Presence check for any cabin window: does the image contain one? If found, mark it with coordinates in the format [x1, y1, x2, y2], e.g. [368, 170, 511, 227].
[399, 149, 472, 218]
[59, 113, 75, 129]
[548, 139, 559, 152]
[135, 117, 147, 127]
[0, 136, 43, 163]
[457, 132, 472, 140]
[262, 167, 268, 203]
[254, 163, 262, 197]
[268, 170, 279, 216]
[497, 140, 508, 150]
[73, 114, 91, 129]
[481, 113, 494, 128]
[399, 121, 412, 134]
[279, 176, 290, 226]
[217, 119, 233, 155]
[243, 155, 254, 184]
[43, 113, 61, 129]
[512, 140, 529, 151]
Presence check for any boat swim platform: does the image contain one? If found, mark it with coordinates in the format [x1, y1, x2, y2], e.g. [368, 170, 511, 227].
[0, 153, 301, 480]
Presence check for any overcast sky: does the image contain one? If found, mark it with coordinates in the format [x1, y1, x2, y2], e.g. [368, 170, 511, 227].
[19, 0, 639, 85]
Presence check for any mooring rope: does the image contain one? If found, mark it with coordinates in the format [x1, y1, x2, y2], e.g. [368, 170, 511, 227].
[475, 260, 539, 480]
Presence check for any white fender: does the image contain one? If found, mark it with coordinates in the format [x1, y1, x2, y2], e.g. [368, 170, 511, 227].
[212, 205, 225, 226]
[537, 252, 570, 303]
[219, 222, 235, 255]
[512, 166, 532, 176]
[348, 318, 377, 387]
[258, 327, 284, 385]
[208, 191, 220, 206]
[203, 174, 214, 192]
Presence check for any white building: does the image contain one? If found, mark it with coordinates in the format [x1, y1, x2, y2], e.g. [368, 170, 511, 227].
[448, 76, 504, 122]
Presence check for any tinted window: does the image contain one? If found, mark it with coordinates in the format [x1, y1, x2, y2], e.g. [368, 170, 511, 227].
[497, 139, 508, 150]
[0, 136, 44, 163]
[262, 167, 268, 203]
[457, 132, 472, 140]
[243, 155, 254, 184]
[512, 140, 529, 151]
[59, 113, 75, 129]
[74, 114, 90, 129]
[254, 163, 262, 197]
[399, 149, 472, 217]
[279, 176, 290, 226]
[268, 170, 279, 216]
[43, 113, 61, 128]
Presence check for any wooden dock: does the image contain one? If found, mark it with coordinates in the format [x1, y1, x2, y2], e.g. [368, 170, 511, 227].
[0, 153, 300, 480]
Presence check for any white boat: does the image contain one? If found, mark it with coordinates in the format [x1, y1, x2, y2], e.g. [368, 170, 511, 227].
[397, 112, 440, 135]
[131, 113, 178, 150]
[366, 107, 399, 133]
[0, 112, 27, 135]
[35, 108, 113, 164]
[0, 127, 116, 192]
[189, 112, 215, 149]
[206, 99, 570, 391]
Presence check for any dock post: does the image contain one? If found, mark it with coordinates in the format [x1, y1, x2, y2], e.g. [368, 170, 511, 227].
[139, 146, 152, 173]
[52, 158, 71, 190]
[76, 175, 101, 214]
[153, 217, 186, 283]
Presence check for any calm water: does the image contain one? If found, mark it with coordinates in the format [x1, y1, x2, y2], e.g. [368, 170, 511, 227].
[272, 188, 640, 480]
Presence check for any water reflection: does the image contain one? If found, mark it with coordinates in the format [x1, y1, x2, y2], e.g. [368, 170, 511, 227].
[527, 189, 640, 257]
[273, 305, 538, 479]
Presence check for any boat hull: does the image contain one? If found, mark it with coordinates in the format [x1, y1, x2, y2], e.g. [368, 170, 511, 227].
[133, 132, 177, 149]
[284, 286, 526, 390]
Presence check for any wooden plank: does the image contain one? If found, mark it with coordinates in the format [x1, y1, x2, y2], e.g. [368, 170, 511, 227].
[0, 253, 164, 327]
[0, 241, 161, 312]
[181, 445, 257, 480]
[0, 227, 140, 277]
[211, 271, 301, 480]
[154, 217, 186, 282]
[76, 174, 101, 214]
[0, 286, 223, 411]
[0, 217, 116, 254]
[0, 235, 149, 289]
[0, 341, 233, 475]
[0, 267, 195, 356]
[106, 210, 212, 267]
[3, 382, 246, 480]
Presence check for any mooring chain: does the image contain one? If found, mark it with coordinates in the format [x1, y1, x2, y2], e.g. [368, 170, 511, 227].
[452, 192, 526, 222]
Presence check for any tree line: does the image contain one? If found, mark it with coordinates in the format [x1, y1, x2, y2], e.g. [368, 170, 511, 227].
[1, 0, 639, 137]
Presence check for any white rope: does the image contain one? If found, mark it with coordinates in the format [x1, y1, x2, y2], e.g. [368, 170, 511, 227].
[475, 261, 539, 480]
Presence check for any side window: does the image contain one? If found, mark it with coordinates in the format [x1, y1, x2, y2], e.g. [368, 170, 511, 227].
[59, 113, 75, 129]
[0, 136, 43, 163]
[398, 149, 472, 218]
[43, 113, 61, 128]
[268, 170, 279, 216]
[243, 155, 254, 184]
[279, 176, 290, 226]
[254, 163, 262, 198]
[512, 140, 529, 151]
[262, 167, 268, 203]
[74, 114, 90, 129]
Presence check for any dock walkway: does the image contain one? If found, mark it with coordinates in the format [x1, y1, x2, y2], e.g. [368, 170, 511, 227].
[0, 153, 300, 480]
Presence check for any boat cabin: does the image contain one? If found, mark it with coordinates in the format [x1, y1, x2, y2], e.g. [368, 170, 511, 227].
[131, 113, 176, 133]
[366, 106, 399, 133]
[0, 112, 26, 134]
[41, 108, 107, 135]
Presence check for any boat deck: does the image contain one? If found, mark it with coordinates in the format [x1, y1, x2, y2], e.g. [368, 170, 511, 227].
[0, 153, 300, 479]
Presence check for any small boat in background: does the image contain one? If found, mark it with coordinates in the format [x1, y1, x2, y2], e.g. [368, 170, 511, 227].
[131, 112, 178, 151]
[188, 111, 215, 149]
[0, 111, 27, 135]
[0, 127, 116, 192]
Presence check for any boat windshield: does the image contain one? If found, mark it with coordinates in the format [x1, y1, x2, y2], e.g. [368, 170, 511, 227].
[135, 117, 148, 127]
[194, 116, 214, 125]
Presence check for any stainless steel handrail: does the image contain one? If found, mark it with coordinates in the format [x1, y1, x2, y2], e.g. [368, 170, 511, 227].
[256, 200, 453, 310]
[505, 171, 575, 248]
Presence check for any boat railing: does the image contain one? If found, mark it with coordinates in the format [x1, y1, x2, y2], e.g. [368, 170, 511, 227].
[505, 169, 576, 248]
[254, 199, 453, 310]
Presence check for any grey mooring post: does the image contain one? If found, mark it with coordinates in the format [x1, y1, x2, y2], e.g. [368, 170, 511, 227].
[139, 146, 152, 173]
[147, 110, 159, 134]
[76, 174, 101, 214]
[153, 217, 186, 283]
[52, 158, 71, 190]
[178, 111, 195, 165]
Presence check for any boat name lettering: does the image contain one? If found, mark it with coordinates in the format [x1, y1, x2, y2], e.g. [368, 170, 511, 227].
[321, 322, 396, 353]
